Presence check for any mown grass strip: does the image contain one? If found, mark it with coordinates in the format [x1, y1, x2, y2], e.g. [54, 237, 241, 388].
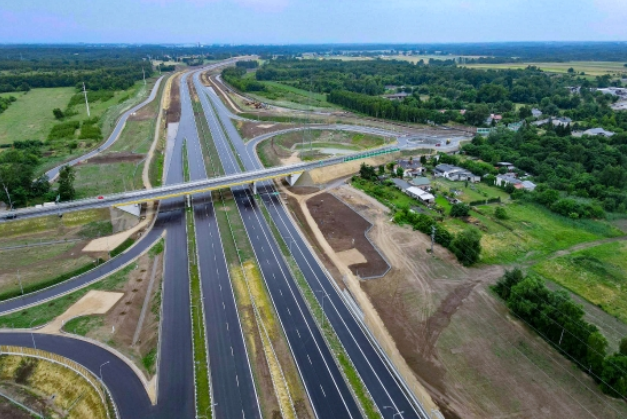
[0, 258, 105, 303]
[186, 208, 212, 419]
[258, 200, 381, 419]
[0, 263, 136, 328]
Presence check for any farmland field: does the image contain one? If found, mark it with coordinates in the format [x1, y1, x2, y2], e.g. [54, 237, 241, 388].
[0, 87, 75, 145]
[464, 61, 627, 76]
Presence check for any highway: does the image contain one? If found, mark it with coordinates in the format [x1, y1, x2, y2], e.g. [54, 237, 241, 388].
[0, 59, 245, 419]
[179, 71, 261, 419]
[194, 71, 363, 418]
[201, 78, 428, 418]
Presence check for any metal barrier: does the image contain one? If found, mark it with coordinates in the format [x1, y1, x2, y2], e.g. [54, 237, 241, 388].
[0, 345, 118, 419]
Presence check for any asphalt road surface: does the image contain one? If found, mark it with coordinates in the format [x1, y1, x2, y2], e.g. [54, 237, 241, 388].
[180, 71, 261, 419]
[201, 78, 427, 419]
[194, 72, 363, 419]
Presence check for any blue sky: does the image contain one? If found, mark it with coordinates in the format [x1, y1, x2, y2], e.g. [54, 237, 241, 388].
[1, 0, 626, 44]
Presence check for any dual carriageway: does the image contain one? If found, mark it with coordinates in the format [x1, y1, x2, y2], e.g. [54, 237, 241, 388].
[0, 59, 433, 419]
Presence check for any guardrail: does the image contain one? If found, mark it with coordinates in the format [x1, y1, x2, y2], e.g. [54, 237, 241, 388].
[0, 345, 118, 419]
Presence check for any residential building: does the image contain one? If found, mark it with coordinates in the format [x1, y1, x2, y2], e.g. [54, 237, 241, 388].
[496, 174, 523, 188]
[396, 159, 426, 177]
[409, 177, 431, 190]
[583, 127, 615, 137]
[521, 181, 537, 191]
[383, 92, 410, 101]
[531, 108, 543, 118]
[406, 187, 435, 204]
[434, 164, 480, 183]
[391, 178, 413, 191]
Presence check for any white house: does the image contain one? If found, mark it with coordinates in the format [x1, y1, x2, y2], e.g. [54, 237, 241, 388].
[434, 164, 480, 183]
[406, 187, 435, 204]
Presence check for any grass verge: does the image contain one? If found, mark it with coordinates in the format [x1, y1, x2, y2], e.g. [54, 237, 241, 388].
[0, 258, 105, 303]
[0, 263, 135, 328]
[187, 204, 212, 418]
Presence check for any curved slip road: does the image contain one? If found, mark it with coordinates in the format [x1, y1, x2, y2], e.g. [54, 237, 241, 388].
[201, 79, 428, 419]
[45, 76, 165, 182]
[0, 60, 245, 419]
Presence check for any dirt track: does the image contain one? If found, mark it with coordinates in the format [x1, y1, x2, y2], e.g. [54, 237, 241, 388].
[86, 152, 144, 164]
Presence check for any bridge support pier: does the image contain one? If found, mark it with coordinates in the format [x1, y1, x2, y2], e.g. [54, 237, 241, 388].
[286, 173, 302, 186]
[249, 182, 257, 194]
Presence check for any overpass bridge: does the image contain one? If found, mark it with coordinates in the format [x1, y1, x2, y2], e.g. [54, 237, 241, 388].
[3, 147, 399, 221]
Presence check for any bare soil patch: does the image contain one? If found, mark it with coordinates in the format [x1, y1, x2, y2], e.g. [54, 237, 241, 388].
[86, 152, 144, 164]
[64, 251, 163, 379]
[0, 396, 32, 419]
[306, 192, 389, 278]
[166, 73, 181, 124]
[237, 120, 299, 140]
[288, 186, 320, 195]
[285, 194, 344, 284]
[128, 103, 157, 121]
[334, 186, 627, 419]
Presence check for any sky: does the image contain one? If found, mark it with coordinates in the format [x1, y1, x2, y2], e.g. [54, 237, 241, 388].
[1, 0, 627, 44]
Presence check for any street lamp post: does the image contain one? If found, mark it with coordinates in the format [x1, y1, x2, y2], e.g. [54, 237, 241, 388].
[99, 361, 110, 381]
[316, 290, 329, 326]
[29, 318, 38, 350]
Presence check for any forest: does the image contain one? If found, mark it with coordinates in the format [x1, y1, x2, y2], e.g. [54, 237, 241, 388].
[254, 59, 622, 129]
[461, 127, 627, 216]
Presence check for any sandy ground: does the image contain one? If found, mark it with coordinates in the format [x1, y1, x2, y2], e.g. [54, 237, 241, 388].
[39, 290, 123, 333]
[336, 248, 367, 266]
[82, 207, 154, 252]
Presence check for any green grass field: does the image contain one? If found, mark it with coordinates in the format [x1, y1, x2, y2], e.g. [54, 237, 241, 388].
[0, 87, 75, 145]
[533, 241, 627, 324]
[110, 118, 156, 154]
[74, 161, 144, 198]
[464, 61, 627, 76]
[466, 201, 622, 264]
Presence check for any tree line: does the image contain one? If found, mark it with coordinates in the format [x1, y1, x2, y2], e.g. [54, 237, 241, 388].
[222, 67, 266, 92]
[0, 140, 75, 208]
[462, 126, 627, 215]
[0, 64, 151, 93]
[494, 269, 627, 399]
[255, 58, 622, 129]
[0, 95, 16, 115]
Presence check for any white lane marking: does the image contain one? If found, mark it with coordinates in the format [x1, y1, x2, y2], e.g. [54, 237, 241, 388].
[307, 354, 312, 365]
[296, 329, 300, 338]
[287, 308, 291, 316]
[236, 375, 239, 387]
[320, 385, 326, 398]
[226, 322, 229, 331]
[231, 346, 234, 356]
[222, 301, 225, 309]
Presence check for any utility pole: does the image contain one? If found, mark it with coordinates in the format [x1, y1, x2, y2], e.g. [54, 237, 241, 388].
[431, 225, 436, 255]
[82, 82, 91, 117]
[2, 183, 13, 211]
[142, 67, 146, 85]
[18, 270, 23, 299]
